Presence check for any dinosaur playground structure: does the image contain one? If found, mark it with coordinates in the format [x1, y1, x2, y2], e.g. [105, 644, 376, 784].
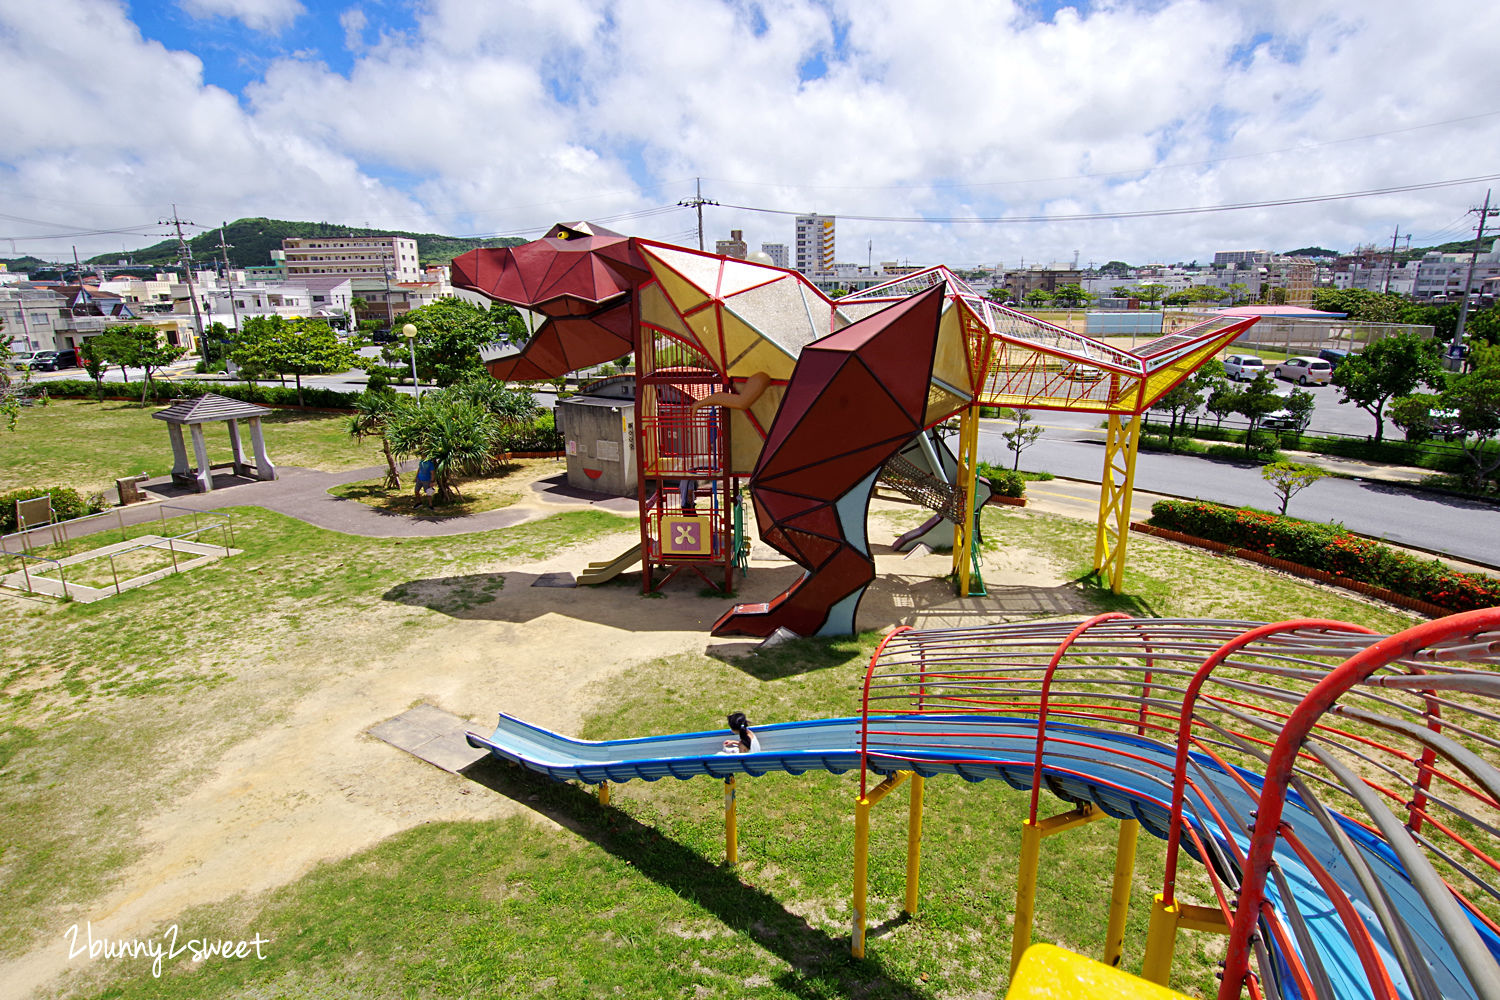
[452, 224, 1258, 637]
[467, 608, 1500, 1000]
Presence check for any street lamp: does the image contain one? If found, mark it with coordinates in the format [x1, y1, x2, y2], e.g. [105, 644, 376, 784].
[402, 322, 420, 399]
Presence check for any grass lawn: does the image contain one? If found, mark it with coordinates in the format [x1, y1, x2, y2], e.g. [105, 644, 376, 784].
[0, 399, 384, 499]
[1, 501, 1426, 1000]
[329, 458, 566, 517]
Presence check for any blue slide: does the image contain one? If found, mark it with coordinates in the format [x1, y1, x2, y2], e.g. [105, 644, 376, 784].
[468, 713, 1500, 1000]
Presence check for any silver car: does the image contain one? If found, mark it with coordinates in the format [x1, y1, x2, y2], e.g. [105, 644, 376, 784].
[1223, 354, 1265, 381]
[1275, 356, 1332, 385]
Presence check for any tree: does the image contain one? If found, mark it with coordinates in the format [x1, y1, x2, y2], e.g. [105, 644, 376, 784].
[1099, 260, 1131, 277]
[348, 387, 406, 489]
[262, 318, 357, 406]
[1001, 409, 1043, 470]
[0, 317, 25, 431]
[1232, 374, 1283, 453]
[1109, 285, 1135, 299]
[1051, 283, 1094, 308]
[384, 393, 502, 504]
[1205, 384, 1238, 428]
[228, 315, 282, 385]
[1330, 332, 1445, 443]
[135, 330, 188, 402]
[1227, 282, 1250, 305]
[97, 324, 184, 401]
[374, 298, 527, 388]
[1280, 387, 1316, 434]
[76, 339, 109, 397]
[986, 287, 1008, 302]
[1440, 366, 1500, 491]
[1389, 393, 1443, 443]
[89, 326, 145, 382]
[1023, 288, 1053, 308]
[1136, 283, 1166, 308]
[1261, 461, 1327, 515]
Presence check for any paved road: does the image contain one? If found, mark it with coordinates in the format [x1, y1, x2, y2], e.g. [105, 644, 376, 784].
[979, 418, 1500, 569]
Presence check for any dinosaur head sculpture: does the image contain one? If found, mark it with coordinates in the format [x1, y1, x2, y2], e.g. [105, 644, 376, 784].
[451, 222, 649, 381]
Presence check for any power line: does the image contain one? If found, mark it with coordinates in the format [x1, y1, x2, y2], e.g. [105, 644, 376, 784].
[717, 172, 1500, 225]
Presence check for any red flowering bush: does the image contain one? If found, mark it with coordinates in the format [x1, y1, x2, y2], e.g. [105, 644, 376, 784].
[1148, 500, 1500, 613]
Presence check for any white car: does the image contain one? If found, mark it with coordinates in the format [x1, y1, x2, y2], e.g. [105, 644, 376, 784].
[1223, 354, 1265, 381]
[1275, 356, 1332, 386]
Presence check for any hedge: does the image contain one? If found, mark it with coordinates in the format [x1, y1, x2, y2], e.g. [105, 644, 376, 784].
[1148, 499, 1500, 613]
[38, 379, 366, 410]
[1, 486, 107, 534]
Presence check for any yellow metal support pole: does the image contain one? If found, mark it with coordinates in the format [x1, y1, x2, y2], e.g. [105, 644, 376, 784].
[1141, 894, 1228, 986]
[1104, 819, 1140, 967]
[1141, 893, 1179, 985]
[851, 772, 909, 958]
[724, 775, 738, 865]
[905, 774, 924, 915]
[597, 781, 610, 806]
[1011, 805, 1102, 978]
[1092, 413, 1143, 594]
[954, 405, 980, 594]
[1010, 819, 1044, 978]
[852, 795, 872, 958]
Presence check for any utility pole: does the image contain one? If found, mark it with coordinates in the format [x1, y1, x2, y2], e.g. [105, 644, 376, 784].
[216, 223, 240, 358]
[677, 178, 718, 251]
[162, 205, 206, 356]
[1454, 189, 1498, 350]
[1383, 224, 1400, 295]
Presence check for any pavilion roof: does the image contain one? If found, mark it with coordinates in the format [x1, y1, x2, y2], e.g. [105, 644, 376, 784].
[152, 393, 273, 425]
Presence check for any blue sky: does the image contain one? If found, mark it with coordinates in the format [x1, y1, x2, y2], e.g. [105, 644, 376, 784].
[3, 0, 1498, 266]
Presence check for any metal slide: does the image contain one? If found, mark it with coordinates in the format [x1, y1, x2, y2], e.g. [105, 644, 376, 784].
[467, 712, 1500, 1000]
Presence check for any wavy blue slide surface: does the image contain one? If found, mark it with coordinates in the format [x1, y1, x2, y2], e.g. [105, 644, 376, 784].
[468, 713, 1498, 1000]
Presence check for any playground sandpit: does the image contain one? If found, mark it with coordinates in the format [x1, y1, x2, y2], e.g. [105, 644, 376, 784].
[2, 502, 1074, 999]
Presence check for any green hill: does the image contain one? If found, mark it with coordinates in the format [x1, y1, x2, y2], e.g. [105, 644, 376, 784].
[80, 218, 526, 270]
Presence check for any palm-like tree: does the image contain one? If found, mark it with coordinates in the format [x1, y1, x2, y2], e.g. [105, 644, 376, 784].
[348, 390, 405, 489]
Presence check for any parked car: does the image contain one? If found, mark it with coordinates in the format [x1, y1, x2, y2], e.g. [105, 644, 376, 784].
[1274, 356, 1332, 385]
[1317, 348, 1350, 371]
[1430, 407, 1463, 441]
[9, 351, 38, 369]
[1223, 354, 1265, 381]
[1060, 363, 1106, 383]
[31, 349, 78, 371]
[1261, 391, 1311, 432]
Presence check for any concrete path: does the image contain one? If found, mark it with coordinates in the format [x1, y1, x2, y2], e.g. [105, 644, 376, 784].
[2, 464, 638, 553]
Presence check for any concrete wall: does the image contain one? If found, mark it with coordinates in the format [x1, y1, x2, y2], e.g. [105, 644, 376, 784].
[559, 397, 636, 496]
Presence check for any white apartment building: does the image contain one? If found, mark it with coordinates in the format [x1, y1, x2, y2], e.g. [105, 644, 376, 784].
[281, 235, 422, 282]
[760, 243, 789, 269]
[1412, 247, 1500, 301]
[794, 214, 835, 274]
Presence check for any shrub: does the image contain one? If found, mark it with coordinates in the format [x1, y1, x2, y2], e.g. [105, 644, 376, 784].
[1148, 499, 1500, 613]
[498, 414, 565, 453]
[985, 468, 1026, 498]
[0, 486, 107, 533]
[38, 379, 364, 410]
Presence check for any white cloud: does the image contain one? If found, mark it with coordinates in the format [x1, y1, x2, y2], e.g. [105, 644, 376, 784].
[178, 0, 306, 34]
[3, 0, 1500, 265]
[339, 7, 366, 51]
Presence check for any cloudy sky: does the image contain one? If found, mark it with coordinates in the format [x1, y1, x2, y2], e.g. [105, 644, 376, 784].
[3, 0, 1499, 270]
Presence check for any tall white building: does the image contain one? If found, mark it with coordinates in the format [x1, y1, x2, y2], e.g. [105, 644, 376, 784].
[760, 243, 789, 269]
[794, 215, 835, 274]
[281, 235, 421, 282]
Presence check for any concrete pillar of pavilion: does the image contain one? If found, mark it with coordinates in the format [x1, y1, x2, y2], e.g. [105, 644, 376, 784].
[168, 423, 192, 485]
[226, 418, 252, 477]
[248, 417, 277, 481]
[189, 422, 213, 493]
